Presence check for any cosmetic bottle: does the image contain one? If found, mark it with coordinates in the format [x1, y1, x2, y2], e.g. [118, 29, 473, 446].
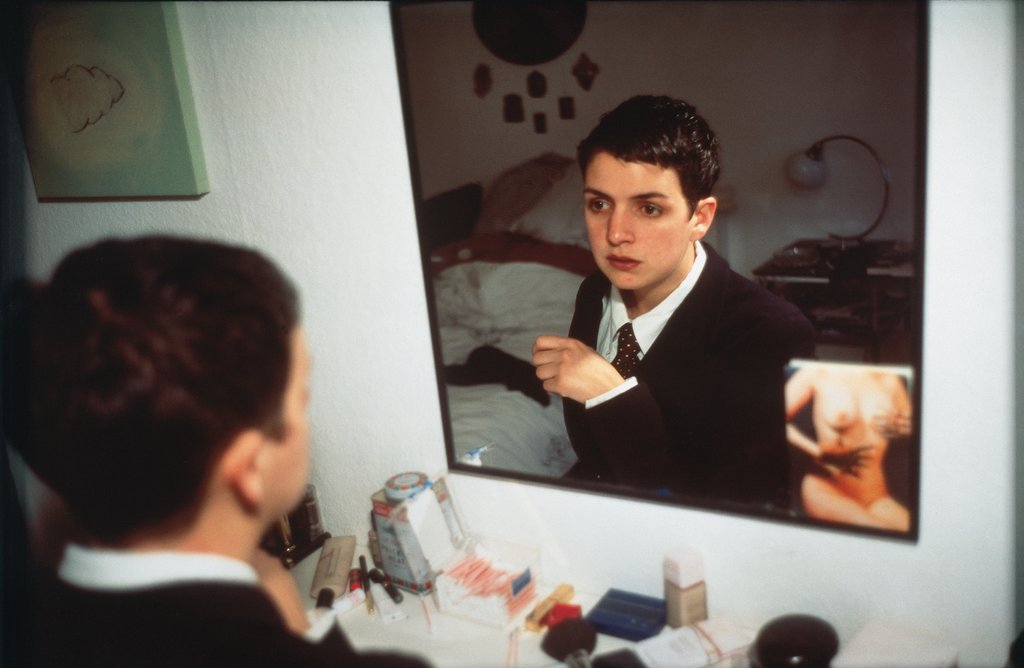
[664, 545, 707, 628]
[297, 484, 326, 545]
[309, 535, 356, 599]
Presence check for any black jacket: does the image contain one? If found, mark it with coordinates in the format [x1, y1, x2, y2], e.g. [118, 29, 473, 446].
[564, 244, 816, 508]
[27, 571, 430, 668]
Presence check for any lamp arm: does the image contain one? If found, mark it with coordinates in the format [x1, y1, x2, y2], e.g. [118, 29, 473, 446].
[815, 135, 892, 242]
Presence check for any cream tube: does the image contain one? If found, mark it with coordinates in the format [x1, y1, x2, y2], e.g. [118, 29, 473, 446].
[307, 589, 367, 631]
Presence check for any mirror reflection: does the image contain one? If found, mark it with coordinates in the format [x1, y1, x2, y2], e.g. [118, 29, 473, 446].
[393, 0, 923, 538]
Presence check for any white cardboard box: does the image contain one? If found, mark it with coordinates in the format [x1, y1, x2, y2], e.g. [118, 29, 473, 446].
[389, 476, 538, 628]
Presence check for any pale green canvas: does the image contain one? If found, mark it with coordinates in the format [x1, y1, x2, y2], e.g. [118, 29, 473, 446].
[24, 2, 208, 199]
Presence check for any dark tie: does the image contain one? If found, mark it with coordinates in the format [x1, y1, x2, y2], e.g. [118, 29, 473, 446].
[611, 323, 641, 378]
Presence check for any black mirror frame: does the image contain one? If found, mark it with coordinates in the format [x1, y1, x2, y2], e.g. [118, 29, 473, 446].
[390, 0, 927, 543]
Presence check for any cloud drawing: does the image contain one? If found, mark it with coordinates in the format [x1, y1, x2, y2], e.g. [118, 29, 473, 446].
[49, 64, 125, 134]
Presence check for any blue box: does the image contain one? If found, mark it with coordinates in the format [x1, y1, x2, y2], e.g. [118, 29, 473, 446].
[585, 588, 667, 641]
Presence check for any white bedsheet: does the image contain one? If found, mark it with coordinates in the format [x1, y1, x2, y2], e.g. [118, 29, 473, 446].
[433, 261, 584, 476]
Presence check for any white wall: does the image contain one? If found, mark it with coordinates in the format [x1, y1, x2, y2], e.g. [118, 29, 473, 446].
[1016, 0, 1024, 636]
[14, 1, 1017, 664]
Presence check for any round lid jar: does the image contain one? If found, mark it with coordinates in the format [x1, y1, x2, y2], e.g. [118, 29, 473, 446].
[384, 471, 430, 501]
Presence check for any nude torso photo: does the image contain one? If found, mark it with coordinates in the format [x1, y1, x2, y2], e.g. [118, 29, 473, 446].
[787, 364, 912, 531]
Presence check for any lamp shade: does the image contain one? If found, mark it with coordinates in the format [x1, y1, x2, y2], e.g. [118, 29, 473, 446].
[785, 150, 827, 189]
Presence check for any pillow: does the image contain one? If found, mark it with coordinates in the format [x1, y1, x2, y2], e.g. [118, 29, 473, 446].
[429, 233, 595, 276]
[475, 153, 575, 234]
[420, 183, 483, 250]
[509, 167, 590, 249]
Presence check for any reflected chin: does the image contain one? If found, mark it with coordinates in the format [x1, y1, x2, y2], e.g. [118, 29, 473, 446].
[599, 262, 646, 291]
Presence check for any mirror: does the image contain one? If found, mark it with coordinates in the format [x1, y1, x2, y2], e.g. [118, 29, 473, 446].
[392, 0, 925, 540]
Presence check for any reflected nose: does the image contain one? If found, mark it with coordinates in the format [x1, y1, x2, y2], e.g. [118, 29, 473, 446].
[607, 210, 633, 245]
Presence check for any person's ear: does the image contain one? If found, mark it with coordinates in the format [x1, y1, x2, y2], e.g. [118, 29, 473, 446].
[217, 429, 266, 512]
[689, 196, 717, 241]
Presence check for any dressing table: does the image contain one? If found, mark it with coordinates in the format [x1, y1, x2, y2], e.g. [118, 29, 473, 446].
[291, 542, 958, 667]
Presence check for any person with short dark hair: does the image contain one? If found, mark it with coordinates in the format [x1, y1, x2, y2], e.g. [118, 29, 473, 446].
[534, 96, 816, 506]
[23, 236, 428, 667]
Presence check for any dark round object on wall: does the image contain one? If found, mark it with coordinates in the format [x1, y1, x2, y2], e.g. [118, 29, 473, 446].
[472, 1, 587, 66]
[750, 614, 840, 668]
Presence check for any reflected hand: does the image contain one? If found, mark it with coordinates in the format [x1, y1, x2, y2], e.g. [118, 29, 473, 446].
[873, 409, 912, 438]
[533, 335, 625, 404]
[820, 446, 872, 478]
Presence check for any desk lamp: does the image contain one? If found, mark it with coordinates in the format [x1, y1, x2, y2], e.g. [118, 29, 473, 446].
[785, 134, 891, 244]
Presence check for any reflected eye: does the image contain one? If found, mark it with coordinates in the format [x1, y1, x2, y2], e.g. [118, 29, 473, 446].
[639, 203, 662, 217]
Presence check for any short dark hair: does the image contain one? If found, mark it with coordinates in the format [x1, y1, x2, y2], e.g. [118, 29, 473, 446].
[28, 236, 300, 543]
[577, 95, 721, 214]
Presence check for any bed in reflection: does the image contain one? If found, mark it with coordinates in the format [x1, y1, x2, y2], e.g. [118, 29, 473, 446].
[421, 153, 594, 476]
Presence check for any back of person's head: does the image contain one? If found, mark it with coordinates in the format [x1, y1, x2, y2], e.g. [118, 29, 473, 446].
[577, 95, 721, 214]
[28, 235, 300, 544]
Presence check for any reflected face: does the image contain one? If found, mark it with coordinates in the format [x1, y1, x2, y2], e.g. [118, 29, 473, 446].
[583, 152, 712, 316]
[266, 327, 312, 516]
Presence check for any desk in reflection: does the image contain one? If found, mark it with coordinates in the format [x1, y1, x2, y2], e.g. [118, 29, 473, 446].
[753, 239, 914, 363]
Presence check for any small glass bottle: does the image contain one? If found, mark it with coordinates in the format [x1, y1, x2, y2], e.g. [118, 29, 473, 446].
[299, 484, 325, 544]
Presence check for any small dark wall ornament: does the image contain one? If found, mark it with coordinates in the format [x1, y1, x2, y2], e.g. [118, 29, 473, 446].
[503, 94, 525, 123]
[533, 113, 547, 134]
[527, 71, 547, 98]
[559, 96, 576, 120]
[472, 0, 587, 66]
[473, 63, 492, 98]
[572, 52, 599, 91]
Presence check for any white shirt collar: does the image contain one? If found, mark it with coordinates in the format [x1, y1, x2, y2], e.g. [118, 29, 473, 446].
[59, 543, 259, 591]
[599, 241, 708, 359]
